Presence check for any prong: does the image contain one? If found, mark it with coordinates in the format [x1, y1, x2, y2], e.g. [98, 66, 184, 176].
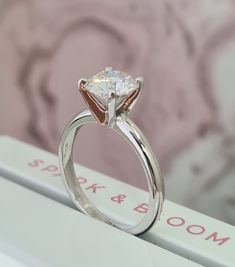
[79, 78, 106, 124]
[119, 77, 143, 114]
[107, 93, 116, 127]
[135, 76, 144, 90]
[78, 78, 87, 90]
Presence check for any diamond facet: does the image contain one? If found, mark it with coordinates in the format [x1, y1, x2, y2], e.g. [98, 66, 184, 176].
[84, 67, 139, 109]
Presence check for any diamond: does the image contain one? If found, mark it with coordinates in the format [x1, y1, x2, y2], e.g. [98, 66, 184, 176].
[84, 67, 139, 109]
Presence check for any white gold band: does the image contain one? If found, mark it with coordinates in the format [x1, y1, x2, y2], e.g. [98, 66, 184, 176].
[59, 109, 164, 235]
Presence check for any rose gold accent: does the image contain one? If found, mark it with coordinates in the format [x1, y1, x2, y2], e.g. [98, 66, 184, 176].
[79, 81, 106, 124]
[120, 87, 140, 112]
[80, 80, 140, 124]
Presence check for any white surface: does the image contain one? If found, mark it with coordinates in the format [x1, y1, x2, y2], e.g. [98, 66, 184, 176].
[0, 176, 201, 267]
[0, 136, 234, 267]
[0, 251, 27, 267]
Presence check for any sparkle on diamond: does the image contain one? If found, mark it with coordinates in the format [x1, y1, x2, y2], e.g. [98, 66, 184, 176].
[85, 67, 139, 108]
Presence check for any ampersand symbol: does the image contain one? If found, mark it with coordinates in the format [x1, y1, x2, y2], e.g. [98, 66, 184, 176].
[110, 194, 127, 204]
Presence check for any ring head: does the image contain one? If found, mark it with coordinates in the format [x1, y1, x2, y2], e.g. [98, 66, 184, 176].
[79, 67, 143, 126]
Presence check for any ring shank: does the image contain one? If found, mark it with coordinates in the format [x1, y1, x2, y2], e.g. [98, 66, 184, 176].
[59, 109, 164, 235]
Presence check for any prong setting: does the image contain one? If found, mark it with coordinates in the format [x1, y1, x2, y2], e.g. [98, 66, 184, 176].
[78, 67, 143, 126]
[107, 93, 116, 127]
[135, 76, 144, 88]
[78, 78, 87, 90]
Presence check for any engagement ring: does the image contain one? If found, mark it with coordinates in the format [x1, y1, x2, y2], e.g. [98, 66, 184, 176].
[58, 67, 164, 235]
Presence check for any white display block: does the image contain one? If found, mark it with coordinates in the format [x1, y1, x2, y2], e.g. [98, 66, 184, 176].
[0, 176, 202, 267]
[0, 251, 27, 267]
[0, 136, 234, 267]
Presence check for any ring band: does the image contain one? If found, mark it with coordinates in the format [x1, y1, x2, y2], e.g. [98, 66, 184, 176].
[58, 67, 165, 235]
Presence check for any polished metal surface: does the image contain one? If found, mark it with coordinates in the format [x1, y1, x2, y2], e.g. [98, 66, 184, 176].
[59, 108, 164, 235]
[59, 68, 164, 235]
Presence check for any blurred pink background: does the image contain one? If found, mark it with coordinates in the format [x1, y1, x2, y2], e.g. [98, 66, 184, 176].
[0, 0, 235, 225]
